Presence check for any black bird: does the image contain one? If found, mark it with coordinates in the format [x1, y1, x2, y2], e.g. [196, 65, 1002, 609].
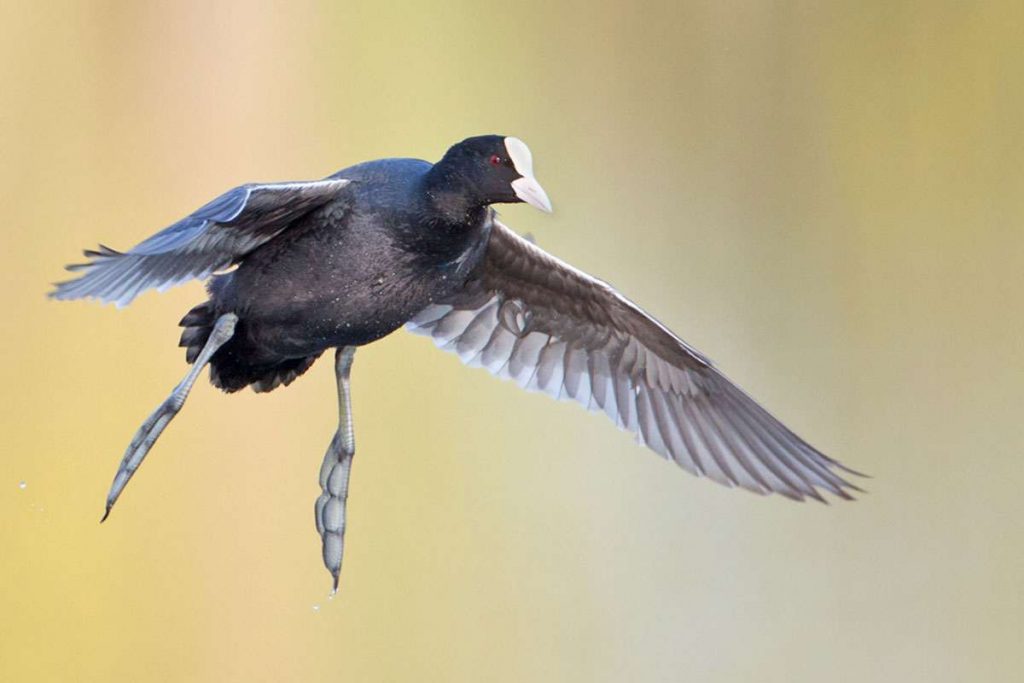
[51, 135, 861, 591]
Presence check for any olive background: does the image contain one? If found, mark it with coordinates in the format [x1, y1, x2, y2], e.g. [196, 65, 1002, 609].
[2, 2, 1021, 681]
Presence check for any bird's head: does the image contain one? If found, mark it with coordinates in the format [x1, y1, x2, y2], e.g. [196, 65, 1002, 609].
[436, 135, 553, 214]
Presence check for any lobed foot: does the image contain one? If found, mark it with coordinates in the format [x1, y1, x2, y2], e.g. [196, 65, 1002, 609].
[315, 431, 353, 592]
[101, 313, 237, 521]
[314, 346, 357, 592]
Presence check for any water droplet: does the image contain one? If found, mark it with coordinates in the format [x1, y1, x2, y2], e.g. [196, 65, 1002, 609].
[311, 604, 321, 613]
[18, 481, 26, 490]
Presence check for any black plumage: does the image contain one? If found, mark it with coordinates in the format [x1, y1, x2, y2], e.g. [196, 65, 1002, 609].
[51, 134, 862, 590]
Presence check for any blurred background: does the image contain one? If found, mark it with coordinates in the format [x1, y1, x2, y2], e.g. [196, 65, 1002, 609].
[2, 1, 1022, 681]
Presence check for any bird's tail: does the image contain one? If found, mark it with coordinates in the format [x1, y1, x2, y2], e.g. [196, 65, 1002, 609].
[178, 301, 218, 365]
[178, 301, 322, 393]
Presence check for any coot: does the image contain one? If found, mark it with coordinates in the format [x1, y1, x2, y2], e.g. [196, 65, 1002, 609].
[51, 135, 861, 591]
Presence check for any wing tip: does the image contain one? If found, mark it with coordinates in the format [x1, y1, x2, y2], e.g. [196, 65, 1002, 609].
[47, 280, 137, 308]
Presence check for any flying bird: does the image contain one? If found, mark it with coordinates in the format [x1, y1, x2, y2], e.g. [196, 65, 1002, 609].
[51, 135, 861, 591]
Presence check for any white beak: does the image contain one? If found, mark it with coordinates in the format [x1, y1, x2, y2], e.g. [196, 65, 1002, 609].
[511, 175, 553, 213]
[506, 137, 553, 213]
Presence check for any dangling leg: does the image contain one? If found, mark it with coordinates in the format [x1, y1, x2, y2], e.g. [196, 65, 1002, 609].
[101, 313, 239, 522]
[314, 346, 357, 593]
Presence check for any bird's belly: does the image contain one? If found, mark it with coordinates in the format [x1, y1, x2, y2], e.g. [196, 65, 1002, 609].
[235, 274, 443, 359]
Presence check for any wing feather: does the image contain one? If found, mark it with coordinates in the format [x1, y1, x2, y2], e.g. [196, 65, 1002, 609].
[50, 179, 350, 306]
[407, 220, 862, 501]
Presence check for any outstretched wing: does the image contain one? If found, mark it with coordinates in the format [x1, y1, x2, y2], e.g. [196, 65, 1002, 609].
[407, 220, 861, 502]
[50, 179, 351, 307]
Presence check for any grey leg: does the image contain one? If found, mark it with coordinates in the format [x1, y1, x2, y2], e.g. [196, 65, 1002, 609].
[101, 313, 238, 522]
[314, 346, 357, 593]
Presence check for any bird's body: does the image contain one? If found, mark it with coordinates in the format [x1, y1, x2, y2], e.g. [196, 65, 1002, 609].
[51, 134, 862, 591]
[189, 158, 492, 391]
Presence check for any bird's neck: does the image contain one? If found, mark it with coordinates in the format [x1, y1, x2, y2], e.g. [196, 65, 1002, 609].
[422, 160, 488, 225]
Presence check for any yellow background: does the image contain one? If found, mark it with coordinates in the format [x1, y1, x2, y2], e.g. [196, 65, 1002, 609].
[2, 2, 1022, 681]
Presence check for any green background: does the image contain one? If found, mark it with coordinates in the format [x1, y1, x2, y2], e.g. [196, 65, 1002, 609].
[2, 1, 1022, 681]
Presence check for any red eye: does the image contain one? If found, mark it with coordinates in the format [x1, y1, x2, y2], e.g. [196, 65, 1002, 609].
[488, 154, 502, 166]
